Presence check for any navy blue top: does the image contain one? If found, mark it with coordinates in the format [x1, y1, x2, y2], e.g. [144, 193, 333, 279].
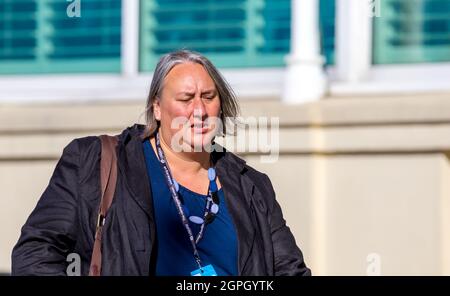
[142, 139, 238, 276]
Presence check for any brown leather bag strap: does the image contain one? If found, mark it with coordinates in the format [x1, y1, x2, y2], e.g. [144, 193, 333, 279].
[89, 135, 118, 276]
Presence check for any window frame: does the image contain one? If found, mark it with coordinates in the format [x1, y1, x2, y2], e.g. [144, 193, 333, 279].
[329, 0, 450, 96]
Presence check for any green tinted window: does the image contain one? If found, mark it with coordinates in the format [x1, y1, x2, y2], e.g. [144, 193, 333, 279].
[373, 0, 450, 64]
[140, 0, 335, 71]
[0, 0, 121, 74]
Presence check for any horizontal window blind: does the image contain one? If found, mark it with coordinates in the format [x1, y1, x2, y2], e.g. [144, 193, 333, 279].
[0, 0, 121, 74]
[373, 0, 450, 64]
[140, 0, 336, 71]
[1, 0, 337, 75]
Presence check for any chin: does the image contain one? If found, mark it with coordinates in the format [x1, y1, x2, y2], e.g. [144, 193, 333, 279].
[186, 131, 216, 152]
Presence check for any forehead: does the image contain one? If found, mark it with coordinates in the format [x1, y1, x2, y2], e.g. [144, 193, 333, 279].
[163, 62, 216, 91]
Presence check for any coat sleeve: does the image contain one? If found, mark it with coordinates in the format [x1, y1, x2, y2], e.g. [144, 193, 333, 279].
[263, 174, 312, 276]
[11, 139, 81, 275]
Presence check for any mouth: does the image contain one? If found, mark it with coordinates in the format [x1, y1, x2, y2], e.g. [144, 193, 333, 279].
[191, 122, 209, 134]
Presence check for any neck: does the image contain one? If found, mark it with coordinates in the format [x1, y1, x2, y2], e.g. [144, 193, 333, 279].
[156, 130, 211, 175]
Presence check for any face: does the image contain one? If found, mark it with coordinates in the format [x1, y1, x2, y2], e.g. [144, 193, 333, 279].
[153, 62, 222, 152]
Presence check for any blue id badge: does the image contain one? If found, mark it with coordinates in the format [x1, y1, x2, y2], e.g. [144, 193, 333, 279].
[190, 264, 218, 276]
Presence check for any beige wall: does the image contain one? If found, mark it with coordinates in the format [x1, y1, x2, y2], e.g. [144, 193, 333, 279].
[2, 93, 450, 275]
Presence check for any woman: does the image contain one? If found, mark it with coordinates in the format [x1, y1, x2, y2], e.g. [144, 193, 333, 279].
[12, 50, 311, 276]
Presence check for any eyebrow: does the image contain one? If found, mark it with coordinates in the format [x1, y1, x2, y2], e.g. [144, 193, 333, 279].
[201, 89, 217, 95]
[175, 89, 217, 96]
[175, 91, 195, 97]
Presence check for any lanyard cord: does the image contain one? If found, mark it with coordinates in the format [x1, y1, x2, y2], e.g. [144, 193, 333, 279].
[153, 132, 216, 270]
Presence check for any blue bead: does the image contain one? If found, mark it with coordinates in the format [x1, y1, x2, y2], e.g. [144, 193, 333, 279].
[173, 179, 179, 192]
[210, 204, 219, 214]
[208, 168, 216, 181]
[189, 216, 204, 224]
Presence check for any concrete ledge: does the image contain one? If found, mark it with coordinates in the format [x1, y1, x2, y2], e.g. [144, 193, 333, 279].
[240, 93, 450, 126]
[1, 94, 450, 134]
[0, 102, 144, 133]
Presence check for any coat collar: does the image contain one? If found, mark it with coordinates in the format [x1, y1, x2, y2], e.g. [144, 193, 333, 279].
[117, 124, 257, 275]
[117, 124, 155, 219]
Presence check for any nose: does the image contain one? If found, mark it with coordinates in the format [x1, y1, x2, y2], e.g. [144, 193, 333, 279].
[192, 97, 207, 121]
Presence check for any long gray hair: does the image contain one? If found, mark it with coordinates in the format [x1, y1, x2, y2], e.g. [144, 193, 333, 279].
[142, 49, 240, 139]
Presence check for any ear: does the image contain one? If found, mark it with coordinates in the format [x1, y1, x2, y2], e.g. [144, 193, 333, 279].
[153, 98, 161, 121]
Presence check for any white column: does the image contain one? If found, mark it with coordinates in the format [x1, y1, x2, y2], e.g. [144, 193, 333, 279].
[121, 0, 140, 77]
[283, 0, 327, 104]
[335, 0, 373, 82]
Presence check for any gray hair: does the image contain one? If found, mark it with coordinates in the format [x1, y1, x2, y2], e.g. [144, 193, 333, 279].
[142, 49, 240, 139]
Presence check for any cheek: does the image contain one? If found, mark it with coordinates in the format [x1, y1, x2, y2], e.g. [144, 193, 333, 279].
[208, 100, 221, 116]
[166, 105, 187, 117]
[161, 102, 190, 127]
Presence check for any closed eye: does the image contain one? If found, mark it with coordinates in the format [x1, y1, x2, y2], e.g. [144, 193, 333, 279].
[176, 96, 194, 102]
[202, 93, 218, 100]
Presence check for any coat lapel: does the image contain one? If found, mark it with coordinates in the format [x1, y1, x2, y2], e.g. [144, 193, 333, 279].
[119, 133, 153, 215]
[117, 125, 156, 241]
[214, 150, 256, 275]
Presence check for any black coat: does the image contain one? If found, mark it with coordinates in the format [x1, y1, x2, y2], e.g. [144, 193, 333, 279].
[12, 124, 310, 276]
